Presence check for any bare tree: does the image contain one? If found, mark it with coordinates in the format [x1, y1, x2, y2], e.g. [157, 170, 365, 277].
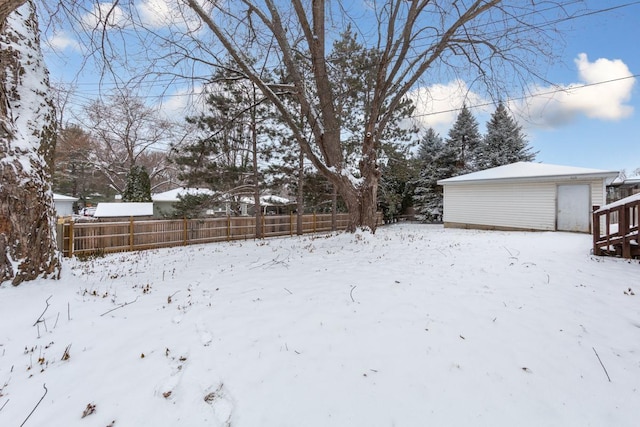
[83, 91, 174, 195]
[48, 0, 577, 231]
[1, 0, 60, 285]
[180, 0, 568, 231]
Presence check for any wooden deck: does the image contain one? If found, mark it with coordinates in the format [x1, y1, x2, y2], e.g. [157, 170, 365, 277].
[592, 195, 640, 259]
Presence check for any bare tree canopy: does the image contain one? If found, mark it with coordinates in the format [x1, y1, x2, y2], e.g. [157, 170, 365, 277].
[43, 0, 581, 231]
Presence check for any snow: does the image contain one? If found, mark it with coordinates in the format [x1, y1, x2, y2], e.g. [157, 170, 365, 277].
[595, 192, 640, 213]
[438, 162, 619, 184]
[0, 224, 639, 426]
[1, 2, 54, 174]
[94, 202, 154, 217]
[152, 188, 216, 203]
[52, 194, 79, 202]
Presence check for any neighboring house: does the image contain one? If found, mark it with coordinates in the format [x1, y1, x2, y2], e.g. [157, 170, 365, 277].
[241, 195, 295, 216]
[607, 175, 640, 203]
[151, 188, 217, 217]
[152, 187, 294, 218]
[94, 202, 154, 219]
[53, 193, 78, 217]
[437, 162, 619, 233]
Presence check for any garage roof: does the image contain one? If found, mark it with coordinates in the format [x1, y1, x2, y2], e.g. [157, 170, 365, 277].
[438, 162, 619, 185]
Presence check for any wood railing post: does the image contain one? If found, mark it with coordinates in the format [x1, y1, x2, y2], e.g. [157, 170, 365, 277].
[621, 204, 630, 258]
[592, 211, 598, 255]
[227, 216, 231, 241]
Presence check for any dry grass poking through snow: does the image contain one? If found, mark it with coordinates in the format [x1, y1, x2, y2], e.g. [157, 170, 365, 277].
[0, 224, 639, 426]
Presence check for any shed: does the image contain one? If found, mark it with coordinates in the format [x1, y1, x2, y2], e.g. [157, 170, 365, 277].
[437, 162, 619, 233]
[53, 193, 78, 217]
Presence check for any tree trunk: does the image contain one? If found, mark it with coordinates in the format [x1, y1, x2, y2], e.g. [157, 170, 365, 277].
[296, 150, 304, 235]
[0, 1, 61, 285]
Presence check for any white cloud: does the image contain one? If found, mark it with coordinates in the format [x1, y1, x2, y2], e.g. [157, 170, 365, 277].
[81, 2, 129, 29]
[156, 84, 206, 120]
[137, 0, 207, 33]
[47, 31, 81, 52]
[408, 79, 490, 134]
[514, 54, 635, 128]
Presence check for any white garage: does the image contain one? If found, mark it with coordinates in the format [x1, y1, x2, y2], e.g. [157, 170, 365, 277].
[437, 162, 619, 233]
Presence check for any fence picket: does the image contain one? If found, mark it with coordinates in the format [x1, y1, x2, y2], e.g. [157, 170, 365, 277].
[60, 213, 376, 258]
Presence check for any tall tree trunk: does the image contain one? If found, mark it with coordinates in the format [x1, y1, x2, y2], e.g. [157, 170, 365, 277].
[296, 149, 303, 236]
[0, 1, 60, 285]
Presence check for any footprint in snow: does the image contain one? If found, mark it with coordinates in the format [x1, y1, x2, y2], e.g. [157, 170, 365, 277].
[155, 347, 190, 399]
[196, 322, 213, 347]
[204, 383, 234, 425]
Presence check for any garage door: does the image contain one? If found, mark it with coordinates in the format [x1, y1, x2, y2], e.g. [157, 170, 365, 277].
[557, 184, 591, 232]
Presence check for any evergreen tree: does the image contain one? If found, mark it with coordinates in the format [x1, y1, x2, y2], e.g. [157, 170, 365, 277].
[446, 104, 483, 175]
[378, 147, 416, 222]
[481, 102, 536, 169]
[171, 63, 277, 218]
[122, 165, 152, 202]
[412, 128, 456, 222]
[171, 193, 214, 219]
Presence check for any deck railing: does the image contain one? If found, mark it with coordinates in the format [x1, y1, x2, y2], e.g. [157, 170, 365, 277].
[592, 196, 640, 259]
[56, 213, 373, 258]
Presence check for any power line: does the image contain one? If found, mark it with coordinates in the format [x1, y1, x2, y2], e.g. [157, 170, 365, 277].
[410, 74, 639, 119]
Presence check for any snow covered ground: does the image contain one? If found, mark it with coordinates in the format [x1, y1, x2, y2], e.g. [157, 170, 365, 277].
[0, 224, 638, 427]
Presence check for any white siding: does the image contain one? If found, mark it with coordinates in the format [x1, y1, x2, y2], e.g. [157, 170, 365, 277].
[443, 182, 556, 230]
[442, 178, 607, 231]
[589, 179, 605, 208]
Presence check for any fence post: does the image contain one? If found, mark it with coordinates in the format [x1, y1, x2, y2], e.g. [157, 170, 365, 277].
[313, 212, 316, 233]
[290, 212, 293, 236]
[68, 221, 74, 258]
[129, 216, 134, 251]
[227, 216, 231, 241]
[183, 217, 188, 246]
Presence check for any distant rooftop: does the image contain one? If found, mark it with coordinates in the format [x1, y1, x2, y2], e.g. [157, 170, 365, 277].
[94, 202, 154, 218]
[152, 188, 215, 202]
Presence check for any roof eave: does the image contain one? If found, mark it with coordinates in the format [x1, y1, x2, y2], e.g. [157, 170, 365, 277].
[438, 172, 619, 186]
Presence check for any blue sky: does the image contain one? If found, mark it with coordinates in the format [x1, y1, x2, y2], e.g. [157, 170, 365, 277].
[42, 1, 639, 175]
[408, 1, 640, 175]
[528, 1, 639, 175]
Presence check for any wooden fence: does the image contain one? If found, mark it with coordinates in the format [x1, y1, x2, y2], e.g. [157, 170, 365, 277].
[592, 196, 640, 259]
[57, 213, 370, 258]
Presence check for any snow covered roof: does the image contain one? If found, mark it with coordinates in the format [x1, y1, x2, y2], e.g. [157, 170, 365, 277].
[438, 162, 619, 185]
[240, 195, 293, 206]
[53, 193, 78, 202]
[151, 188, 215, 202]
[94, 202, 154, 217]
[595, 192, 640, 213]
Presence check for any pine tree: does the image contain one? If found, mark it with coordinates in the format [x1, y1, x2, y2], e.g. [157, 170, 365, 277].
[446, 104, 483, 175]
[122, 165, 152, 202]
[481, 102, 536, 169]
[378, 147, 416, 222]
[412, 128, 455, 222]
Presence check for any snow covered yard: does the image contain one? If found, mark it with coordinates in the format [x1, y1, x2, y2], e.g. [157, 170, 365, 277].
[0, 224, 638, 427]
